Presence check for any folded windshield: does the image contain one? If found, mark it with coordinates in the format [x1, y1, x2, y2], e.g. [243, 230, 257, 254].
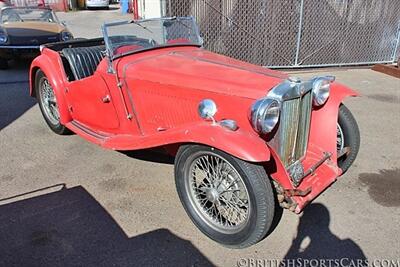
[102, 17, 202, 58]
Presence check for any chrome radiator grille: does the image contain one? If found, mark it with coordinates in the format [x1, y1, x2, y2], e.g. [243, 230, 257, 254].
[272, 91, 313, 167]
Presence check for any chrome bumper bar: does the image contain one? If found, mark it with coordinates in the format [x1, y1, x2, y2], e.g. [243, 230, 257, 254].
[288, 151, 332, 187]
[0, 45, 40, 49]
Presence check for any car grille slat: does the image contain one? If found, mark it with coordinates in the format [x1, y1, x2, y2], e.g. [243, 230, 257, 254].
[279, 98, 300, 166]
[295, 91, 312, 160]
[9, 35, 59, 46]
[275, 90, 312, 167]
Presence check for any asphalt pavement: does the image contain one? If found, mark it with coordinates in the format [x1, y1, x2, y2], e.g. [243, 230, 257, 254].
[0, 8, 399, 267]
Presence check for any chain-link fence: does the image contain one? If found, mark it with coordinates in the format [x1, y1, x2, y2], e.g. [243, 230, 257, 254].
[161, 0, 400, 68]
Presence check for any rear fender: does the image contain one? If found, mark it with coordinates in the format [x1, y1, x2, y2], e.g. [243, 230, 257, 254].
[30, 51, 72, 124]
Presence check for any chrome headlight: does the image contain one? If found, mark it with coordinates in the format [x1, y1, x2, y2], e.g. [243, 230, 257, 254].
[0, 32, 8, 44]
[250, 98, 280, 134]
[61, 31, 73, 41]
[312, 76, 334, 106]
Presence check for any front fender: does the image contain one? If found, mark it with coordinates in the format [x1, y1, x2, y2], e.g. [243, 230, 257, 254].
[30, 51, 72, 124]
[178, 123, 271, 162]
[104, 122, 271, 162]
[308, 82, 359, 163]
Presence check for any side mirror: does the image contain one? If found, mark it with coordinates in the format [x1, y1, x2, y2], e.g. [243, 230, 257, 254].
[61, 21, 67, 26]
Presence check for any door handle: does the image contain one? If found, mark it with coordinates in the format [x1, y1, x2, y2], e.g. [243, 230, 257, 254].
[102, 95, 111, 103]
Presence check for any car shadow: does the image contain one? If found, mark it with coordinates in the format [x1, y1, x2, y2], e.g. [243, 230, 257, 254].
[0, 184, 214, 266]
[0, 58, 36, 130]
[119, 147, 175, 165]
[283, 203, 366, 260]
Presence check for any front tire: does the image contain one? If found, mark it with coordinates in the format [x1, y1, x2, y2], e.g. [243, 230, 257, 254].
[35, 70, 70, 135]
[337, 104, 360, 173]
[174, 145, 276, 248]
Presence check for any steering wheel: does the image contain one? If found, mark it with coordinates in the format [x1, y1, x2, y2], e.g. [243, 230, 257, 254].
[148, 38, 157, 46]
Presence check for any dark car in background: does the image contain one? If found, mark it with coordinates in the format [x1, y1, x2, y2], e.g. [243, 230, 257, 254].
[0, 6, 73, 69]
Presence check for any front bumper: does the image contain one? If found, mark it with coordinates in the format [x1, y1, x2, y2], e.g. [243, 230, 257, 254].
[0, 45, 40, 49]
[269, 141, 341, 213]
[0, 46, 40, 59]
[290, 144, 340, 213]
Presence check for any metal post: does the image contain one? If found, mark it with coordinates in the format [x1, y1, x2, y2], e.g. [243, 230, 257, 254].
[392, 20, 400, 63]
[160, 0, 166, 17]
[294, 0, 304, 66]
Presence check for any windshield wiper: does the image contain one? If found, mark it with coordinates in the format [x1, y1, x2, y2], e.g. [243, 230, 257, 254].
[131, 20, 153, 34]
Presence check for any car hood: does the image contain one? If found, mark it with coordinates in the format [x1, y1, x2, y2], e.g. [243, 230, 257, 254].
[1, 22, 65, 36]
[121, 48, 287, 99]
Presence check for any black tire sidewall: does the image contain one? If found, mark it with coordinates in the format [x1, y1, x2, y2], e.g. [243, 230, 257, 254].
[175, 145, 275, 248]
[337, 104, 360, 173]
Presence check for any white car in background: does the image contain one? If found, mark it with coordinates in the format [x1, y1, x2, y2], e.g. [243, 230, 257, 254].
[86, 0, 109, 9]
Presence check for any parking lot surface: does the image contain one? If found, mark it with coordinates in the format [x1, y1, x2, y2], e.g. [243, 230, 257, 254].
[0, 8, 399, 267]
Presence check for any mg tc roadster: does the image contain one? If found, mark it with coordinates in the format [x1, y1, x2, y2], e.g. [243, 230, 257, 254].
[29, 17, 360, 248]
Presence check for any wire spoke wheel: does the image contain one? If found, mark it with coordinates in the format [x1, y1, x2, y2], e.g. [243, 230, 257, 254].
[337, 123, 344, 152]
[39, 78, 59, 125]
[186, 152, 251, 234]
[175, 145, 277, 248]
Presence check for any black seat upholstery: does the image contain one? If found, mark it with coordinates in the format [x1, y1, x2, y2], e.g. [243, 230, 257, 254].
[62, 46, 105, 80]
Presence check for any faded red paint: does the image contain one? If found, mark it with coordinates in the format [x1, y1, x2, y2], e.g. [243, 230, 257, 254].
[29, 45, 358, 212]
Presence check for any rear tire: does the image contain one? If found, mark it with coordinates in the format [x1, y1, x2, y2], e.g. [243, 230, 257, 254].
[337, 104, 360, 173]
[35, 70, 70, 135]
[174, 145, 277, 248]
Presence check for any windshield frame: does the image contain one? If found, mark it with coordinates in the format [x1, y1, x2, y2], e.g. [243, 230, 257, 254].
[101, 16, 203, 61]
[0, 7, 59, 24]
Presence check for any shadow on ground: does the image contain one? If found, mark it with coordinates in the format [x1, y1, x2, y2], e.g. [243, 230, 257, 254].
[284, 203, 366, 260]
[120, 148, 175, 164]
[0, 58, 36, 130]
[359, 168, 400, 207]
[0, 185, 213, 266]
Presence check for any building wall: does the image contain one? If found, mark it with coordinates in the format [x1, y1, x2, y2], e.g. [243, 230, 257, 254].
[11, 0, 67, 11]
[137, 0, 161, 19]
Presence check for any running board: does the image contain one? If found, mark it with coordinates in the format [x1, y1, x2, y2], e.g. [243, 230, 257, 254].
[66, 121, 111, 145]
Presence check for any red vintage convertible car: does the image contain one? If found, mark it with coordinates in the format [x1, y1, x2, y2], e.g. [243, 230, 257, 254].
[29, 17, 360, 248]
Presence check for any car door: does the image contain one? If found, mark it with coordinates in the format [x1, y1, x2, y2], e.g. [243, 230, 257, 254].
[65, 73, 119, 131]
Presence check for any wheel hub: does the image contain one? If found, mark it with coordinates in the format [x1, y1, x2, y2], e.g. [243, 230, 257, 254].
[205, 188, 219, 203]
